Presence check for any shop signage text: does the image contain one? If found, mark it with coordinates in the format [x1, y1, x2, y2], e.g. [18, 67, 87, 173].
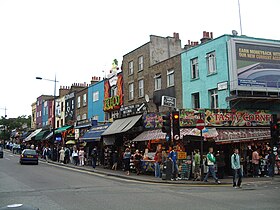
[104, 95, 121, 111]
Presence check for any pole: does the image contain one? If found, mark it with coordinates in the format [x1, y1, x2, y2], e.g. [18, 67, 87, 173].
[199, 113, 204, 181]
[238, 0, 243, 35]
[53, 75, 56, 146]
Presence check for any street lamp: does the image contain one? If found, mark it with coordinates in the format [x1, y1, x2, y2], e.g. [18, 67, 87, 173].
[0, 107, 7, 147]
[36, 76, 58, 145]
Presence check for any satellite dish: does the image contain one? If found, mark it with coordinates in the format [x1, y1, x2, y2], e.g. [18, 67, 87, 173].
[145, 94, 149, 103]
[232, 30, 238, 36]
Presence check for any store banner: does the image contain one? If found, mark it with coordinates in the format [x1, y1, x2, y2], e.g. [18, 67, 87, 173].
[179, 109, 202, 127]
[143, 113, 164, 129]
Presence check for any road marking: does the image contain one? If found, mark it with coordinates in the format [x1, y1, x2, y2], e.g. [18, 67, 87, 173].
[4, 157, 11, 160]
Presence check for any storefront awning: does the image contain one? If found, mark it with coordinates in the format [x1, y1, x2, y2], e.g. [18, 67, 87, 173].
[55, 125, 72, 133]
[74, 123, 92, 129]
[80, 124, 110, 142]
[132, 129, 166, 142]
[180, 128, 218, 139]
[34, 130, 51, 141]
[102, 115, 142, 136]
[214, 128, 271, 144]
[23, 128, 42, 142]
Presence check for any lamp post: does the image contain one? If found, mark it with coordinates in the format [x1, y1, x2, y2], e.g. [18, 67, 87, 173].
[36, 76, 58, 145]
[0, 107, 7, 147]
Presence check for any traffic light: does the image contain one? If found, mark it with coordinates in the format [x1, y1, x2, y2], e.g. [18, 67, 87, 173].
[270, 122, 279, 146]
[162, 112, 171, 141]
[172, 111, 180, 140]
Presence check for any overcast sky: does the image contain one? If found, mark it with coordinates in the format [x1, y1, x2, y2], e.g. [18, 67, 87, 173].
[0, 0, 279, 118]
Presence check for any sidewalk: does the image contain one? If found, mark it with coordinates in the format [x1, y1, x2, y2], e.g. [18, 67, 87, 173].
[40, 157, 279, 186]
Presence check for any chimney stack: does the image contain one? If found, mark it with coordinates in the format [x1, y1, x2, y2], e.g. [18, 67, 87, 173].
[200, 31, 213, 44]
[91, 75, 101, 85]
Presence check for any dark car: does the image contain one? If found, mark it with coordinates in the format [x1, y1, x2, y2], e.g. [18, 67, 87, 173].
[20, 149, 38, 165]
[0, 144, 3, 158]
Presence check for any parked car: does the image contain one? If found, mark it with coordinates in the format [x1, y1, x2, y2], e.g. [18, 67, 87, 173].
[20, 149, 38, 165]
[0, 144, 3, 158]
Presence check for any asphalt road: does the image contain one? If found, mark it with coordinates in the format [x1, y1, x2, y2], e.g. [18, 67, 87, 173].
[1, 151, 280, 210]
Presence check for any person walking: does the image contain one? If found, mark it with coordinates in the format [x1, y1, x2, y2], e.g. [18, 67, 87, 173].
[59, 147, 65, 164]
[79, 147, 85, 166]
[91, 147, 98, 169]
[112, 150, 118, 170]
[203, 147, 221, 184]
[154, 149, 163, 178]
[231, 148, 242, 188]
[168, 146, 179, 181]
[267, 150, 275, 177]
[133, 150, 143, 175]
[72, 147, 79, 166]
[216, 151, 226, 179]
[123, 148, 131, 175]
[193, 149, 201, 181]
[252, 148, 260, 177]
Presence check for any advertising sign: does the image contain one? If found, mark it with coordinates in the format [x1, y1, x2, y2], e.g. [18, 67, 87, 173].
[143, 113, 164, 129]
[161, 95, 176, 108]
[230, 40, 280, 90]
[177, 152, 187, 160]
[179, 109, 202, 127]
[204, 109, 271, 127]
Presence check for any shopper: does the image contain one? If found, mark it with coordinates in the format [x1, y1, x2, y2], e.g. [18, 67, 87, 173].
[168, 146, 179, 181]
[154, 149, 162, 178]
[79, 147, 85, 166]
[203, 147, 221, 184]
[91, 147, 98, 169]
[231, 148, 242, 188]
[123, 148, 131, 175]
[59, 147, 65, 164]
[112, 150, 118, 170]
[252, 148, 260, 177]
[72, 147, 79, 166]
[216, 150, 226, 179]
[133, 150, 143, 175]
[193, 149, 201, 181]
[267, 150, 276, 177]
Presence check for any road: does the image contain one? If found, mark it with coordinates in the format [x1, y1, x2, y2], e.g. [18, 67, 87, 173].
[0, 152, 280, 210]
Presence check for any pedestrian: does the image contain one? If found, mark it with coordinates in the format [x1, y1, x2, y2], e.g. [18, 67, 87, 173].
[168, 146, 179, 181]
[231, 148, 242, 188]
[154, 148, 163, 178]
[252, 148, 260, 177]
[72, 147, 79, 166]
[133, 149, 143, 175]
[59, 147, 65, 164]
[203, 147, 221, 184]
[193, 149, 201, 181]
[267, 150, 275, 177]
[123, 148, 131, 175]
[216, 150, 226, 179]
[91, 147, 98, 169]
[112, 150, 118, 170]
[79, 147, 85, 166]
[65, 147, 70, 164]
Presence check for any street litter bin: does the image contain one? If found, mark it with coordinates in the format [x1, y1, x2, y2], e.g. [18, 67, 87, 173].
[0, 204, 39, 210]
[162, 160, 173, 180]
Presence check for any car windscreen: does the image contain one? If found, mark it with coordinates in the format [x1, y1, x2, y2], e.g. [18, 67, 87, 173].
[23, 150, 37, 155]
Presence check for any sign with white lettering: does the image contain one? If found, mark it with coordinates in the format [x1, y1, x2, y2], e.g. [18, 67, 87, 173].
[161, 96, 176, 108]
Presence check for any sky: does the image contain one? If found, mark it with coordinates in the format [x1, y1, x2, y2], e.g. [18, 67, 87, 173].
[0, 0, 279, 118]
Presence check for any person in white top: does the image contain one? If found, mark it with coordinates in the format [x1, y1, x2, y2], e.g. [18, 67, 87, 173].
[79, 148, 85, 166]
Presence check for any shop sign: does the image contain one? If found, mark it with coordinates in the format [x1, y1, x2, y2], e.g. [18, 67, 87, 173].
[143, 113, 164, 129]
[104, 95, 121, 111]
[120, 103, 147, 118]
[179, 109, 202, 127]
[161, 95, 176, 108]
[204, 109, 272, 127]
[178, 152, 187, 160]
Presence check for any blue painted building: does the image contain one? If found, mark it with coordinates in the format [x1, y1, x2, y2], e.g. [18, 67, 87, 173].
[88, 80, 105, 122]
[182, 33, 280, 112]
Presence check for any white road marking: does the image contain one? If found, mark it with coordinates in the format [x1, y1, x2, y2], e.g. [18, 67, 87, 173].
[4, 157, 11, 160]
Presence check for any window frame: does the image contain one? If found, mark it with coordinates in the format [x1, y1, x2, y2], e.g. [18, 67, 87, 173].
[209, 89, 219, 109]
[167, 69, 175, 87]
[138, 79, 144, 98]
[128, 82, 134, 100]
[191, 57, 199, 79]
[83, 94, 87, 106]
[154, 74, 162, 91]
[192, 92, 200, 109]
[206, 51, 217, 75]
[93, 91, 99, 102]
[138, 56, 144, 72]
[77, 97, 81, 108]
[128, 61, 134, 75]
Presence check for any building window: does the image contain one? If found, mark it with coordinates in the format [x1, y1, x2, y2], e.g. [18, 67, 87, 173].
[71, 99, 74, 109]
[128, 61, 134, 75]
[209, 89, 218, 109]
[167, 69, 174, 87]
[93, 91, 99, 102]
[77, 115, 81, 121]
[138, 79, 144, 98]
[77, 96, 81, 108]
[92, 115, 98, 121]
[192, 93, 200, 108]
[39, 111, 41, 117]
[191, 57, 199, 79]
[83, 94, 87, 106]
[61, 102, 64, 112]
[138, 56, 143, 71]
[154, 74, 162, 91]
[128, 83, 134, 100]
[207, 52, 217, 74]
[82, 114, 87, 120]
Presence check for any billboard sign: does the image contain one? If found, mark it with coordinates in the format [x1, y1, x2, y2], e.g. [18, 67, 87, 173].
[229, 39, 280, 91]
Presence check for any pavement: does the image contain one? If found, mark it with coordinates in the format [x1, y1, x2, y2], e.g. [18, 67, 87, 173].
[36, 152, 279, 186]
